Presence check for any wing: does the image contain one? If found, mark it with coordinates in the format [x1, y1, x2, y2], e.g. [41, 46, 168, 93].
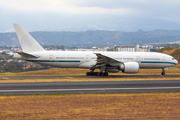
[91, 53, 122, 69]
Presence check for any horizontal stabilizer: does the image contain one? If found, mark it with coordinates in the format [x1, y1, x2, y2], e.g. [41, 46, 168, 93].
[17, 52, 39, 58]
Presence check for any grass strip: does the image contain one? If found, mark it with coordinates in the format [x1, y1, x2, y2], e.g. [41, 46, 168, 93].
[0, 68, 179, 76]
[0, 93, 180, 119]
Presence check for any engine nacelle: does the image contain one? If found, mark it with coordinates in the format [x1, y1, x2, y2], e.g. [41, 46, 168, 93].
[105, 69, 119, 73]
[120, 62, 139, 73]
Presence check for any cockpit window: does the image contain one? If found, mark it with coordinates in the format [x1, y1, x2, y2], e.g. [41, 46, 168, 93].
[172, 58, 175, 60]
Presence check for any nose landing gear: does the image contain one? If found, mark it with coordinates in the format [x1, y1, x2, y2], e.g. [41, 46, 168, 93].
[161, 71, 165, 75]
[161, 68, 166, 75]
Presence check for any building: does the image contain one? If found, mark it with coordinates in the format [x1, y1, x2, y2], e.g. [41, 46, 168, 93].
[11, 48, 22, 51]
[113, 44, 150, 52]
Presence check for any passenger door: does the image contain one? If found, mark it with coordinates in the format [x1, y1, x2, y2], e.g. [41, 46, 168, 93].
[86, 55, 90, 62]
[136, 56, 141, 64]
[163, 56, 166, 62]
[49, 54, 54, 61]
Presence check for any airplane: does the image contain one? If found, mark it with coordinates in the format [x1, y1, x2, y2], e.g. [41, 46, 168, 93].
[10, 23, 178, 76]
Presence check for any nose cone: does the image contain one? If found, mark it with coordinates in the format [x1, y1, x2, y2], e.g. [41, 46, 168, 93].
[175, 59, 178, 65]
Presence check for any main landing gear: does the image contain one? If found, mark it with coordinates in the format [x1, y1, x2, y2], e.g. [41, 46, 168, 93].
[86, 72, 108, 76]
[161, 68, 165, 75]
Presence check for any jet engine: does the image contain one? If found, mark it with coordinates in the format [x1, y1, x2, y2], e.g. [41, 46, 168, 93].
[120, 62, 139, 73]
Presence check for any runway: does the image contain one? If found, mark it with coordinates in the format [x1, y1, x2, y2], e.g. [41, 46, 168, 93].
[0, 80, 180, 95]
[1, 74, 180, 79]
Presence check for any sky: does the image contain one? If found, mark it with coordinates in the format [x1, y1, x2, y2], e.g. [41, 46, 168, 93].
[1, 0, 180, 32]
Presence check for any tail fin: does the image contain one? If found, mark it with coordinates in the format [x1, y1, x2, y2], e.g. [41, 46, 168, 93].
[13, 23, 45, 52]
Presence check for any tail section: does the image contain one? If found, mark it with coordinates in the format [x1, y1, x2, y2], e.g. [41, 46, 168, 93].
[13, 23, 45, 52]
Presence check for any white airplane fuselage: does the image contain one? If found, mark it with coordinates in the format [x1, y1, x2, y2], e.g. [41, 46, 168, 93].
[14, 51, 177, 69]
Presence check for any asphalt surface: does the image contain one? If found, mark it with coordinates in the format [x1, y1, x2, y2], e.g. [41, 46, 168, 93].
[0, 80, 180, 95]
[1, 74, 180, 79]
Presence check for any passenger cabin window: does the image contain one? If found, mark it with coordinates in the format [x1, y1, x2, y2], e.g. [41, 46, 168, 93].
[123, 58, 133, 60]
[144, 58, 160, 60]
[56, 57, 84, 59]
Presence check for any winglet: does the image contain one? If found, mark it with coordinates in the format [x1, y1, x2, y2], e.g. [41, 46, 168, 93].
[13, 23, 45, 52]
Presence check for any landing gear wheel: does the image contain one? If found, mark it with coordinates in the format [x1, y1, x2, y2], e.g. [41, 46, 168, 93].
[86, 72, 90, 76]
[97, 72, 101, 76]
[161, 68, 166, 75]
[104, 72, 108, 76]
[101, 73, 104, 76]
[161, 72, 165, 75]
[95, 72, 98, 76]
[90, 72, 94, 76]
[86, 71, 109, 76]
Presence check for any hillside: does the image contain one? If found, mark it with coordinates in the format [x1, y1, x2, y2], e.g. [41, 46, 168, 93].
[157, 47, 180, 63]
[1, 30, 180, 47]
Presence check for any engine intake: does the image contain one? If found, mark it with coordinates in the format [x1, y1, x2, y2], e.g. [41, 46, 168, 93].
[120, 62, 139, 73]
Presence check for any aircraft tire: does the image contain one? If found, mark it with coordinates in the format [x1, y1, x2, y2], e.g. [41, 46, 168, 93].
[90, 72, 94, 76]
[161, 72, 165, 75]
[86, 72, 90, 76]
[97, 73, 101, 76]
[87, 72, 109, 76]
[104, 72, 108, 76]
[95, 72, 98, 76]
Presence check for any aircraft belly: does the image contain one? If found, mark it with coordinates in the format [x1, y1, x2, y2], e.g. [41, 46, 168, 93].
[78, 61, 96, 69]
[35, 62, 80, 68]
[140, 63, 173, 68]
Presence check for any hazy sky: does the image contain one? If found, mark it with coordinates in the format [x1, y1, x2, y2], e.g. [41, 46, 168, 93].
[1, 0, 180, 32]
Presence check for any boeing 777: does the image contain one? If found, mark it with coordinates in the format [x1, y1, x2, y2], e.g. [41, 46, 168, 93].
[10, 23, 178, 76]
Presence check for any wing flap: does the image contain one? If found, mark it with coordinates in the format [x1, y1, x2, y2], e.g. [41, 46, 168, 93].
[91, 53, 122, 70]
[95, 53, 122, 64]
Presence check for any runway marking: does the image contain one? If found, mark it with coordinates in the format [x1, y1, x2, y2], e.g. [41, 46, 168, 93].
[2, 77, 9, 80]
[0, 87, 180, 92]
[66, 76, 73, 79]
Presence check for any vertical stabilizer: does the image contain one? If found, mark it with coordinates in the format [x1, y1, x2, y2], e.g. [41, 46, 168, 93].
[13, 23, 45, 52]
